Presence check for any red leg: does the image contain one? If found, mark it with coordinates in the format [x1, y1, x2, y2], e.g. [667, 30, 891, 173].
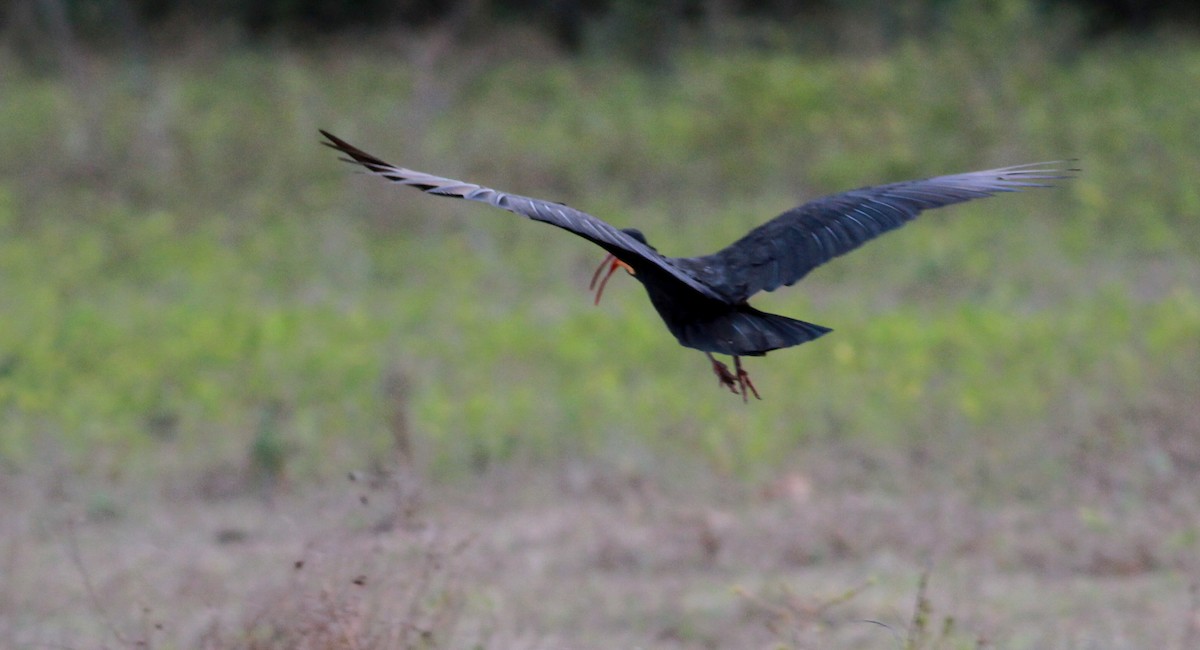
[733, 356, 761, 402]
[706, 353, 740, 395]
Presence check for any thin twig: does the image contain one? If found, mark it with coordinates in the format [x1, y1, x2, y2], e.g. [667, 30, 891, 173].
[1181, 581, 1200, 650]
[65, 516, 131, 646]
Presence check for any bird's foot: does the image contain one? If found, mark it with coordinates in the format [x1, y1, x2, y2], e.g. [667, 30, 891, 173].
[733, 356, 761, 403]
[707, 353, 741, 395]
[708, 354, 762, 402]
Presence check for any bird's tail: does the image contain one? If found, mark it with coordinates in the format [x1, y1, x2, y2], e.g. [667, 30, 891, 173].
[679, 308, 832, 357]
[737, 310, 832, 355]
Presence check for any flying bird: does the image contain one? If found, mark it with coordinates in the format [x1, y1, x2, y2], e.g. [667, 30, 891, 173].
[321, 130, 1072, 401]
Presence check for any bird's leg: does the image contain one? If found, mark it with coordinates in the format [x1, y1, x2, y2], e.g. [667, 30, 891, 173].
[706, 353, 741, 395]
[588, 254, 634, 306]
[733, 355, 761, 402]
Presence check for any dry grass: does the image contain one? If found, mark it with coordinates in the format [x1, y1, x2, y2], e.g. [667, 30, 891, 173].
[4, 445, 1198, 650]
[2, 19, 1198, 648]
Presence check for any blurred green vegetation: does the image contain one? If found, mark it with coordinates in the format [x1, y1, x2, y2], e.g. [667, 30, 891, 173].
[0, 7, 1197, 486]
[9, 0, 1199, 51]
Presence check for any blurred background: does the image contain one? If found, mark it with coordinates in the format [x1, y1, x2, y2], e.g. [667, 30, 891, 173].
[2, 0, 1199, 648]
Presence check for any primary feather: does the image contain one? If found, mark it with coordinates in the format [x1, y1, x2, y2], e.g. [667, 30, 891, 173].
[320, 130, 723, 301]
[322, 127, 1074, 400]
[679, 162, 1074, 302]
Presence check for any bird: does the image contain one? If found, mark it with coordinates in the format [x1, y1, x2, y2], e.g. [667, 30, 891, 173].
[321, 129, 1072, 401]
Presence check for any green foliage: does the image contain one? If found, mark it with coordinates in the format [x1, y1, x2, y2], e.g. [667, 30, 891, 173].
[17, 0, 1200, 50]
[0, 19, 1197, 485]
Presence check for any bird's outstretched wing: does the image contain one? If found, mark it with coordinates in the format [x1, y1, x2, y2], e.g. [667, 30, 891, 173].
[682, 163, 1075, 302]
[321, 130, 723, 301]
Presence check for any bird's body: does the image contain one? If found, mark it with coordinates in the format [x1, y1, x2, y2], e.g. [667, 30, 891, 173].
[321, 130, 1072, 400]
[637, 264, 831, 359]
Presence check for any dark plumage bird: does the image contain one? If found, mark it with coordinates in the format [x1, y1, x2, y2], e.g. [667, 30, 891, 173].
[321, 130, 1072, 401]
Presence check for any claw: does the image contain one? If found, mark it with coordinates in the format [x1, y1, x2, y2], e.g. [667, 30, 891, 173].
[589, 254, 634, 306]
[734, 356, 761, 402]
[707, 353, 761, 402]
[707, 353, 740, 395]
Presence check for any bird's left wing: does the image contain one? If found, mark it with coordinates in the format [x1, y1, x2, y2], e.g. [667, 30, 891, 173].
[321, 130, 723, 301]
[681, 162, 1074, 303]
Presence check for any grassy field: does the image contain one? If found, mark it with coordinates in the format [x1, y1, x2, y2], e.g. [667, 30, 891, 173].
[2, 5, 1200, 648]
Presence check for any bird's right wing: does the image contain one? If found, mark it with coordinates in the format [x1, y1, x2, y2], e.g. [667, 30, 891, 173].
[321, 130, 723, 301]
[682, 163, 1074, 302]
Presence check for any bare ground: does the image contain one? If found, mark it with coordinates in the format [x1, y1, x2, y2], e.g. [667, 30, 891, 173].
[3, 445, 1199, 650]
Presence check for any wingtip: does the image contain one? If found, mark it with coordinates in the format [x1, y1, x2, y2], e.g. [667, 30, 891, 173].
[319, 128, 347, 151]
[319, 129, 396, 170]
[993, 160, 1081, 186]
[319, 129, 361, 155]
[1046, 158, 1082, 175]
[1041, 159, 1082, 175]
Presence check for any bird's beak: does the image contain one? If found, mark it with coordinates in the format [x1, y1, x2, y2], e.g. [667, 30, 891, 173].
[589, 254, 634, 306]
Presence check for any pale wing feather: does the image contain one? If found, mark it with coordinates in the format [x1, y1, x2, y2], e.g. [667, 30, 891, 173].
[321, 130, 723, 301]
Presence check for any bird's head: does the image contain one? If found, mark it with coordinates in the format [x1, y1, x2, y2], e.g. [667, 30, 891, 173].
[588, 228, 656, 306]
[621, 227, 656, 252]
